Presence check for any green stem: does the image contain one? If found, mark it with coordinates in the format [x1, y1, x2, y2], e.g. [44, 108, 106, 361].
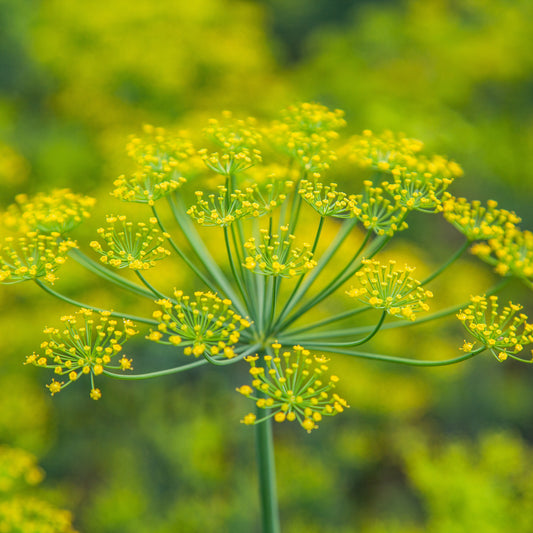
[167, 195, 246, 315]
[299, 310, 386, 348]
[421, 239, 469, 286]
[301, 346, 486, 366]
[151, 204, 215, 289]
[288, 277, 513, 341]
[135, 271, 168, 300]
[69, 249, 155, 299]
[255, 409, 281, 533]
[283, 306, 371, 338]
[34, 279, 157, 325]
[277, 232, 385, 333]
[271, 219, 360, 332]
[224, 226, 249, 309]
[202, 343, 261, 366]
[103, 359, 208, 379]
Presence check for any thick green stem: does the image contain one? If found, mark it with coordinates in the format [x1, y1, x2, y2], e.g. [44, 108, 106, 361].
[255, 412, 281, 533]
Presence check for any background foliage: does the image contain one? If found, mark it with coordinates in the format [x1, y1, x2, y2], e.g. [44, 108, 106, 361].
[1, 0, 532, 531]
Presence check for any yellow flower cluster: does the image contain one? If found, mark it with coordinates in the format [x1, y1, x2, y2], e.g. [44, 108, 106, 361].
[0, 232, 77, 285]
[265, 103, 345, 177]
[348, 130, 463, 212]
[112, 125, 197, 205]
[346, 259, 432, 320]
[0, 446, 44, 492]
[200, 112, 262, 176]
[470, 226, 533, 281]
[89, 215, 170, 270]
[237, 344, 348, 433]
[347, 129, 424, 170]
[148, 291, 251, 358]
[298, 180, 356, 218]
[352, 180, 409, 236]
[25, 309, 137, 399]
[0, 445, 77, 532]
[457, 295, 533, 362]
[2, 189, 96, 235]
[243, 227, 316, 278]
[0, 497, 76, 533]
[443, 196, 521, 241]
[188, 187, 253, 227]
[188, 182, 292, 227]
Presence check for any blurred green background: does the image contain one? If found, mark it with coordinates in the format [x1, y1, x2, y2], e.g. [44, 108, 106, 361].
[1, 0, 533, 531]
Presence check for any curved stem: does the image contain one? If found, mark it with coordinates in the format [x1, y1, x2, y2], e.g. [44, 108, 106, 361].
[34, 279, 157, 325]
[135, 270, 169, 300]
[283, 306, 371, 338]
[296, 310, 387, 348]
[103, 359, 208, 379]
[277, 232, 385, 333]
[319, 346, 486, 366]
[421, 239, 469, 286]
[202, 343, 261, 366]
[293, 277, 513, 340]
[69, 249, 154, 299]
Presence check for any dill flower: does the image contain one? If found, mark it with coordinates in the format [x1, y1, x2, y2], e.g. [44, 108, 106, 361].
[187, 187, 254, 227]
[443, 196, 521, 241]
[25, 309, 137, 399]
[348, 130, 462, 180]
[0, 232, 77, 284]
[298, 180, 356, 218]
[346, 259, 432, 320]
[347, 129, 424, 171]
[3, 189, 96, 235]
[89, 215, 170, 270]
[352, 180, 408, 236]
[112, 125, 195, 205]
[243, 226, 316, 278]
[349, 130, 462, 212]
[242, 180, 294, 216]
[148, 290, 251, 358]
[265, 103, 344, 177]
[200, 112, 262, 176]
[277, 103, 346, 137]
[470, 227, 533, 281]
[457, 295, 533, 362]
[237, 344, 348, 433]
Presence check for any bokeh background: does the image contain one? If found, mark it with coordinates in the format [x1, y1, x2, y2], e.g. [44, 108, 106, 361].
[1, 0, 533, 531]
